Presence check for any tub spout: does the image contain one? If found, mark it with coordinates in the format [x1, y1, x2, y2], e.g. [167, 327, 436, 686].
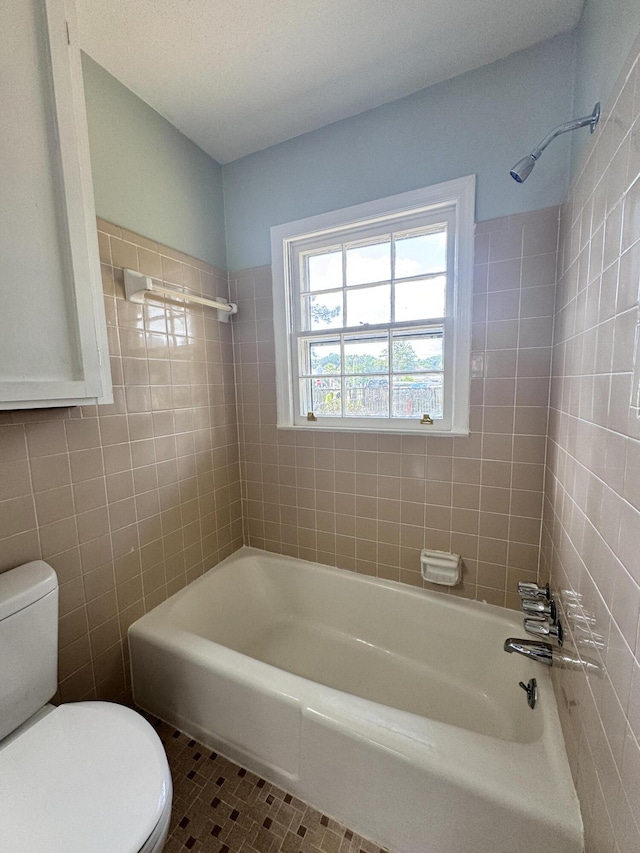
[504, 637, 553, 665]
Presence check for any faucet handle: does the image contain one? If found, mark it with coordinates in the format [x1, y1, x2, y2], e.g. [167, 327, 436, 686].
[521, 597, 557, 623]
[517, 581, 550, 600]
[524, 617, 563, 645]
[519, 677, 538, 709]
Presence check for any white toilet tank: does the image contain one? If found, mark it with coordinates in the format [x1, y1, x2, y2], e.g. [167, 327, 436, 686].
[0, 561, 58, 741]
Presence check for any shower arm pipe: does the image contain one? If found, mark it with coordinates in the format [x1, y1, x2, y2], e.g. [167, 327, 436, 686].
[529, 103, 600, 162]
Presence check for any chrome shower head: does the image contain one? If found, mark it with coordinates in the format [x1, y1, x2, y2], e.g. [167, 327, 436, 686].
[510, 155, 536, 183]
[510, 102, 600, 184]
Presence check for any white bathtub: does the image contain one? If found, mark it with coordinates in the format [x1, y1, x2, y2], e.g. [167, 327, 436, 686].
[129, 547, 582, 853]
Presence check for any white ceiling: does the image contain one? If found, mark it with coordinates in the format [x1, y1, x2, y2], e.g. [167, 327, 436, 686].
[76, 0, 584, 164]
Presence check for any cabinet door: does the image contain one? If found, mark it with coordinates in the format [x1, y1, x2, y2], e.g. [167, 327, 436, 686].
[0, 0, 112, 409]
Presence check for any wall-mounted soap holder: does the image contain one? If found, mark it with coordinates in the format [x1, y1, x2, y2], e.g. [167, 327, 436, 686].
[420, 549, 461, 586]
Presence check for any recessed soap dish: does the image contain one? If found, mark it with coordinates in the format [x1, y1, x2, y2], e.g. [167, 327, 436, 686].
[420, 549, 461, 586]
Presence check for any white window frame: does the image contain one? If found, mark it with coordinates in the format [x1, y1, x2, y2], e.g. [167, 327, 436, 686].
[271, 176, 475, 435]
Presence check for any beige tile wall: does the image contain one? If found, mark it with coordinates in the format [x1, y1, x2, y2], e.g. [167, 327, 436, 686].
[542, 32, 640, 853]
[230, 205, 559, 608]
[0, 221, 242, 703]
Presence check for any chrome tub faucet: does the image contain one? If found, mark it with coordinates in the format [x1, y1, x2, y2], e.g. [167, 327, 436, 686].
[503, 637, 553, 665]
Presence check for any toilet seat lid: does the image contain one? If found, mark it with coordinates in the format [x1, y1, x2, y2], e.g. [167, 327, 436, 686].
[0, 702, 171, 853]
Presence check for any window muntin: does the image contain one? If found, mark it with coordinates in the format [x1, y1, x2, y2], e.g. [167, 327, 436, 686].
[271, 177, 475, 434]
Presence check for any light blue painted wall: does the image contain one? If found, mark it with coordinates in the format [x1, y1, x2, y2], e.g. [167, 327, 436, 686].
[80, 2, 640, 273]
[571, 0, 640, 169]
[222, 33, 577, 271]
[82, 54, 226, 268]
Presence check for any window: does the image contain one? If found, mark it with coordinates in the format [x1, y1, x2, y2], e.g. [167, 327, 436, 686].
[271, 177, 475, 434]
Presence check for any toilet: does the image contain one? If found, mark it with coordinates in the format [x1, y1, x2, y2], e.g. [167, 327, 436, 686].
[0, 560, 173, 852]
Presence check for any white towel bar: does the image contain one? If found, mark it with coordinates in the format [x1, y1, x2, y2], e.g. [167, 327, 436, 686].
[123, 268, 237, 323]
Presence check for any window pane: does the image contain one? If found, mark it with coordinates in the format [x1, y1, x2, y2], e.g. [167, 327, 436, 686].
[409, 332, 444, 370]
[344, 376, 389, 417]
[344, 335, 388, 374]
[301, 377, 342, 416]
[395, 276, 446, 321]
[394, 228, 447, 278]
[346, 240, 391, 286]
[392, 375, 443, 419]
[307, 250, 342, 292]
[346, 284, 390, 326]
[303, 292, 343, 329]
[308, 340, 341, 375]
[392, 330, 443, 372]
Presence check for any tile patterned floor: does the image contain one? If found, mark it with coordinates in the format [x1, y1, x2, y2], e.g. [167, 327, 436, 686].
[151, 718, 392, 853]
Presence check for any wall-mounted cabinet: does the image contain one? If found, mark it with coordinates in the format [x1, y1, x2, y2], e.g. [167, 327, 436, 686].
[0, 0, 112, 410]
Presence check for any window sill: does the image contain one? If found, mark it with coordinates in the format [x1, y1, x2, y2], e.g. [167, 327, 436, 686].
[276, 424, 470, 436]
